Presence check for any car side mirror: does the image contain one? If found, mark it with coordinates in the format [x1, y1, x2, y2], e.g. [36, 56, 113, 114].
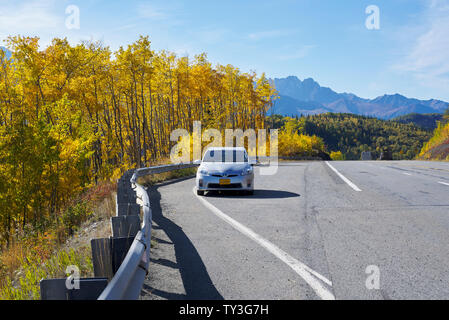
[193, 159, 201, 165]
[249, 159, 257, 166]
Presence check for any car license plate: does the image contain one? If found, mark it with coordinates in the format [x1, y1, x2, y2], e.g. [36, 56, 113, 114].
[219, 179, 231, 185]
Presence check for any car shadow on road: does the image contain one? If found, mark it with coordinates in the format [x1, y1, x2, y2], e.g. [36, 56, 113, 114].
[205, 189, 300, 199]
[143, 185, 224, 300]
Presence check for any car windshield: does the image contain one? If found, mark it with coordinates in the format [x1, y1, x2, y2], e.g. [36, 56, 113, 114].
[203, 150, 248, 163]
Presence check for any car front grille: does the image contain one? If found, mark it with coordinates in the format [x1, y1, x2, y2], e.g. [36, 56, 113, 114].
[208, 183, 242, 189]
[211, 174, 238, 177]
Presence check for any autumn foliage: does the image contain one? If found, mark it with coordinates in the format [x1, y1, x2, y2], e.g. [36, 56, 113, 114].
[0, 35, 276, 248]
[418, 120, 449, 160]
[278, 117, 326, 158]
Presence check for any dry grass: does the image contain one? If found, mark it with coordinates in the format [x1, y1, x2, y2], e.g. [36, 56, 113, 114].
[62, 191, 115, 252]
[0, 243, 27, 284]
[0, 181, 116, 299]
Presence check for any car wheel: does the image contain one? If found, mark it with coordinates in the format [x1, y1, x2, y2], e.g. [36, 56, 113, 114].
[197, 190, 205, 196]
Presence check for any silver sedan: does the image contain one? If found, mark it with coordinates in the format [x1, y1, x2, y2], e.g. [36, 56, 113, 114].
[195, 147, 255, 196]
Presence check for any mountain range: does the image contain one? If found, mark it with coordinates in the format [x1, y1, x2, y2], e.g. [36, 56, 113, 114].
[270, 76, 449, 119]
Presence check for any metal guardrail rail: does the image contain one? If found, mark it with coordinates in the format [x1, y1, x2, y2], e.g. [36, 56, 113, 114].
[97, 163, 199, 300]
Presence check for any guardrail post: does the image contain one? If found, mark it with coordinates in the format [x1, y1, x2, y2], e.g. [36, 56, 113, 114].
[91, 236, 136, 279]
[116, 203, 140, 216]
[110, 237, 135, 274]
[91, 238, 114, 280]
[111, 215, 141, 238]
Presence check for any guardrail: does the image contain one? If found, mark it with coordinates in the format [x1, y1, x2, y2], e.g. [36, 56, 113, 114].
[39, 162, 198, 300]
[97, 163, 199, 300]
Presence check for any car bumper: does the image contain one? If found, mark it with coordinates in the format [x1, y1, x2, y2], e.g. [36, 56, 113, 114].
[196, 174, 254, 191]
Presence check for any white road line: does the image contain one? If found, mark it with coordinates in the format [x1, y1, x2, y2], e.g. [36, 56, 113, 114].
[193, 188, 335, 300]
[325, 161, 362, 192]
[403, 172, 412, 176]
[438, 181, 449, 186]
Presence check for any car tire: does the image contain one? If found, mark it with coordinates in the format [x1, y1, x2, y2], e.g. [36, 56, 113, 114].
[197, 190, 205, 196]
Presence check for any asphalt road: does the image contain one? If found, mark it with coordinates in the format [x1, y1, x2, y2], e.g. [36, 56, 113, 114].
[140, 161, 449, 300]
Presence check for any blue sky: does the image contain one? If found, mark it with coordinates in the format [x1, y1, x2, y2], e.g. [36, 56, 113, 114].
[1, 0, 448, 101]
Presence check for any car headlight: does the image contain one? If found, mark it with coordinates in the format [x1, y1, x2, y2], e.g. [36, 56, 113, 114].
[241, 167, 253, 176]
[199, 169, 209, 175]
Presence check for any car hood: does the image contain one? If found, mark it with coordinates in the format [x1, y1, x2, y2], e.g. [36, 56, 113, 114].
[200, 162, 249, 174]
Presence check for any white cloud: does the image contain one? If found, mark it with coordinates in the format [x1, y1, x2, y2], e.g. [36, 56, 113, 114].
[113, 24, 138, 32]
[138, 3, 168, 20]
[278, 45, 315, 60]
[195, 28, 228, 44]
[172, 45, 195, 57]
[136, 2, 184, 28]
[394, 0, 449, 90]
[248, 29, 296, 41]
[0, 0, 62, 38]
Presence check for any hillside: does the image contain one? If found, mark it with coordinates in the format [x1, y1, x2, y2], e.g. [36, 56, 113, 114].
[392, 113, 443, 130]
[270, 76, 449, 119]
[418, 121, 449, 161]
[268, 113, 432, 160]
